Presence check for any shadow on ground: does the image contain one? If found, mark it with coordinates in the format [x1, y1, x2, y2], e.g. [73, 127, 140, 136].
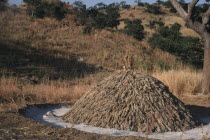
[186, 105, 210, 124]
[0, 39, 102, 80]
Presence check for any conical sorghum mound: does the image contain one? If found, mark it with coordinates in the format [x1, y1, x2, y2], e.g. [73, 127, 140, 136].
[63, 71, 200, 133]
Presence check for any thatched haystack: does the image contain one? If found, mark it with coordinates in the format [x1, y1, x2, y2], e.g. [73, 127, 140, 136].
[63, 71, 200, 133]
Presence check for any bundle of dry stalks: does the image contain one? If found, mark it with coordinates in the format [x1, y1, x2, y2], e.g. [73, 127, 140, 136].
[63, 71, 200, 133]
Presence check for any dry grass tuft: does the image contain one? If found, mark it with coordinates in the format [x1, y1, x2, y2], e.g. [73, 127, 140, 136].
[152, 69, 202, 96]
[0, 76, 94, 105]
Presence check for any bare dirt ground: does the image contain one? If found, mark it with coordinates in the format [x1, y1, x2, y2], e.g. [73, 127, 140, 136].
[0, 105, 150, 140]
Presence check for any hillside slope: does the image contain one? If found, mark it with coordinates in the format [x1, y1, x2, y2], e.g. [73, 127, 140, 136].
[0, 5, 207, 106]
[0, 6, 192, 77]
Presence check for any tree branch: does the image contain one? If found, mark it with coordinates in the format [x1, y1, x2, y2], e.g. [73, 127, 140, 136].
[169, 0, 205, 36]
[203, 6, 210, 25]
[169, 0, 188, 19]
[188, 0, 199, 17]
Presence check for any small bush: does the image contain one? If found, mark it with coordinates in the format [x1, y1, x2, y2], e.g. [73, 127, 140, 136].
[0, 0, 8, 12]
[136, 1, 145, 7]
[74, 2, 120, 29]
[147, 20, 165, 29]
[73, 1, 88, 25]
[162, 1, 176, 13]
[82, 26, 92, 34]
[23, 0, 67, 20]
[119, 1, 130, 9]
[122, 4, 131, 9]
[156, 0, 164, 5]
[145, 4, 164, 15]
[94, 2, 107, 9]
[157, 23, 181, 39]
[162, 0, 187, 13]
[91, 12, 108, 29]
[124, 19, 145, 40]
[104, 6, 120, 28]
[49, 2, 68, 20]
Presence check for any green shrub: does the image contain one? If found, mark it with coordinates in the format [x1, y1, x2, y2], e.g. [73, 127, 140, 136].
[73, 1, 88, 25]
[0, 0, 8, 12]
[23, 0, 67, 20]
[82, 26, 92, 34]
[94, 2, 107, 9]
[74, 2, 120, 29]
[91, 12, 107, 29]
[119, 1, 130, 9]
[122, 4, 131, 9]
[157, 23, 181, 39]
[49, 2, 68, 20]
[149, 23, 204, 68]
[147, 20, 165, 29]
[162, 0, 187, 13]
[145, 4, 164, 15]
[162, 1, 176, 13]
[135, 0, 145, 6]
[124, 19, 145, 40]
[104, 5, 120, 28]
[156, 0, 164, 5]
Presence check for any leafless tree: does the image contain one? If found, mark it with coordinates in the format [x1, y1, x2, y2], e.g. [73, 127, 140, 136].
[169, 0, 210, 94]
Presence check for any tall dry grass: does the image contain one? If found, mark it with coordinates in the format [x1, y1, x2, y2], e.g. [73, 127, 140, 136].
[0, 69, 203, 105]
[0, 76, 94, 105]
[152, 69, 202, 96]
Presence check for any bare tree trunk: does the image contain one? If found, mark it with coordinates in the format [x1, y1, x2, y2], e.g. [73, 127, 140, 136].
[202, 33, 210, 94]
[169, 0, 210, 94]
